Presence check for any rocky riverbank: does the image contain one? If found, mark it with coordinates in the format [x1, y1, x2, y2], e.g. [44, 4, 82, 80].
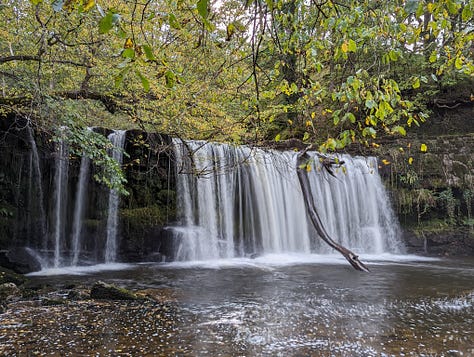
[0, 268, 187, 355]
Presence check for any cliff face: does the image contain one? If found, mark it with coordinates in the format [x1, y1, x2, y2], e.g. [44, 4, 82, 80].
[0, 115, 176, 266]
[376, 104, 474, 256]
[1, 99, 473, 270]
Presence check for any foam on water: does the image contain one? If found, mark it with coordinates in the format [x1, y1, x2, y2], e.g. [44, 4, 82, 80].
[27, 263, 134, 276]
[161, 253, 440, 270]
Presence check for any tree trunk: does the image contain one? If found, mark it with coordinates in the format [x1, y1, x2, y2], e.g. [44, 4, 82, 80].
[296, 150, 370, 272]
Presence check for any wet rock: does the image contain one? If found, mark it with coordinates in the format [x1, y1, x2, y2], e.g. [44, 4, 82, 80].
[402, 229, 474, 256]
[0, 282, 21, 301]
[0, 247, 42, 274]
[0, 267, 27, 286]
[41, 297, 65, 306]
[90, 281, 138, 300]
[67, 288, 90, 301]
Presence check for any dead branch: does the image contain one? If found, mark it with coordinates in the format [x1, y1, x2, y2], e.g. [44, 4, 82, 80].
[296, 150, 370, 272]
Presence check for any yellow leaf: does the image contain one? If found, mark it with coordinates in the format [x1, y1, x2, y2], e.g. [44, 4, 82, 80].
[83, 0, 95, 11]
[311, 112, 316, 119]
[382, 159, 391, 165]
[124, 38, 133, 49]
[420, 143, 428, 152]
[408, 157, 413, 165]
[306, 120, 312, 127]
[341, 42, 348, 53]
[306, 164, 312, 172]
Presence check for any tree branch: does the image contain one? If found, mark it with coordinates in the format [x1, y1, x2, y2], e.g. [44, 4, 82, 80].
[296, 150, 370, 272]
[0, 55, 92, 68]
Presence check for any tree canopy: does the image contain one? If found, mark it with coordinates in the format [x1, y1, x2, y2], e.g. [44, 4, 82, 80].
[1, 0, 473, 152]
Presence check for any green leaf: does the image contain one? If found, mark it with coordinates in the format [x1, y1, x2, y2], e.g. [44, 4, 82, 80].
[462, 5, 472, 21]
[115, 67, 130, 88]
[302, 132, 310, 142]
[165, 70, 176, 88]
[455, 57, 463, 69]
[412, 77, 420, 89]
[30, 0, 42, 4]
[389, 50, 398, 61]
[346, 112, 356, 123]
[446, 0, 458, 15]
[392, 125, 406, 136]
[348, 39, 357, 52]
[365, 99, 377, 109]
[429, 50, 437, 63]
[136, 70, 150, 92]
[275, 133, 281, 142]
[99, 11, 114, 34]
[142, 45, 156, 61]
[362, 127, 376, 138]
[121, 48, 135, 59]
[169, 13, 181, 29]
[197, 0, 209, 19]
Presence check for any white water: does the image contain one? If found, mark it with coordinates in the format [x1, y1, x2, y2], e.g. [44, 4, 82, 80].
[52, 136, 69, 268]
[26, 126, 47, 248]
[171, 140, 404, 261]
[104, 130, 127, 263]
[70, 153, 91, 266]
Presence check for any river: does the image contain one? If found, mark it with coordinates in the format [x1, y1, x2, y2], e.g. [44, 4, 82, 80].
[1, 254, 472, 356]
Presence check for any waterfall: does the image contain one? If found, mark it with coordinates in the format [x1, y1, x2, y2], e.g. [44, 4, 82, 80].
[70, 127, 93, 266]
[171, 140, 403, 261]
[70, 153, 91, 266]
[104, 130, 127, 263]
[26, 126, 47, 249]
[52, 136, 69, 268]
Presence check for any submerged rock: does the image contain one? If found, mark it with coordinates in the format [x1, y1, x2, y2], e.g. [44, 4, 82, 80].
[90, 281, 138, 300]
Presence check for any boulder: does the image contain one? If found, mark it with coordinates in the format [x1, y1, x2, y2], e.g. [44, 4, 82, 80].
[0, 282, 20, 301]
[0, 247, 43, 274]
[90, 281, 138, 300]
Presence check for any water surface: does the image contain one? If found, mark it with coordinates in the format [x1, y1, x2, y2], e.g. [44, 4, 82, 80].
[3, 255, 473, 356]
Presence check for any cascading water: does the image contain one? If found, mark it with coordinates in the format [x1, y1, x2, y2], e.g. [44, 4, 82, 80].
[70, 148, 91, 266]
[52, 135, 69, 268]
[104, 130, 127, 263]
[26, 126, 47, 249]
[171, 140, 404, 261]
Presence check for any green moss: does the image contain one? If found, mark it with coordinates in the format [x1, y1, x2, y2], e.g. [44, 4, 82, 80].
[409, 219, 453, 236]
[120, 205, 174, 229]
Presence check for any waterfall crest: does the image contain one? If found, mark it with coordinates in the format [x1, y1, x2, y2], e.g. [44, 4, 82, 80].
[171, 140, 404, 261]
